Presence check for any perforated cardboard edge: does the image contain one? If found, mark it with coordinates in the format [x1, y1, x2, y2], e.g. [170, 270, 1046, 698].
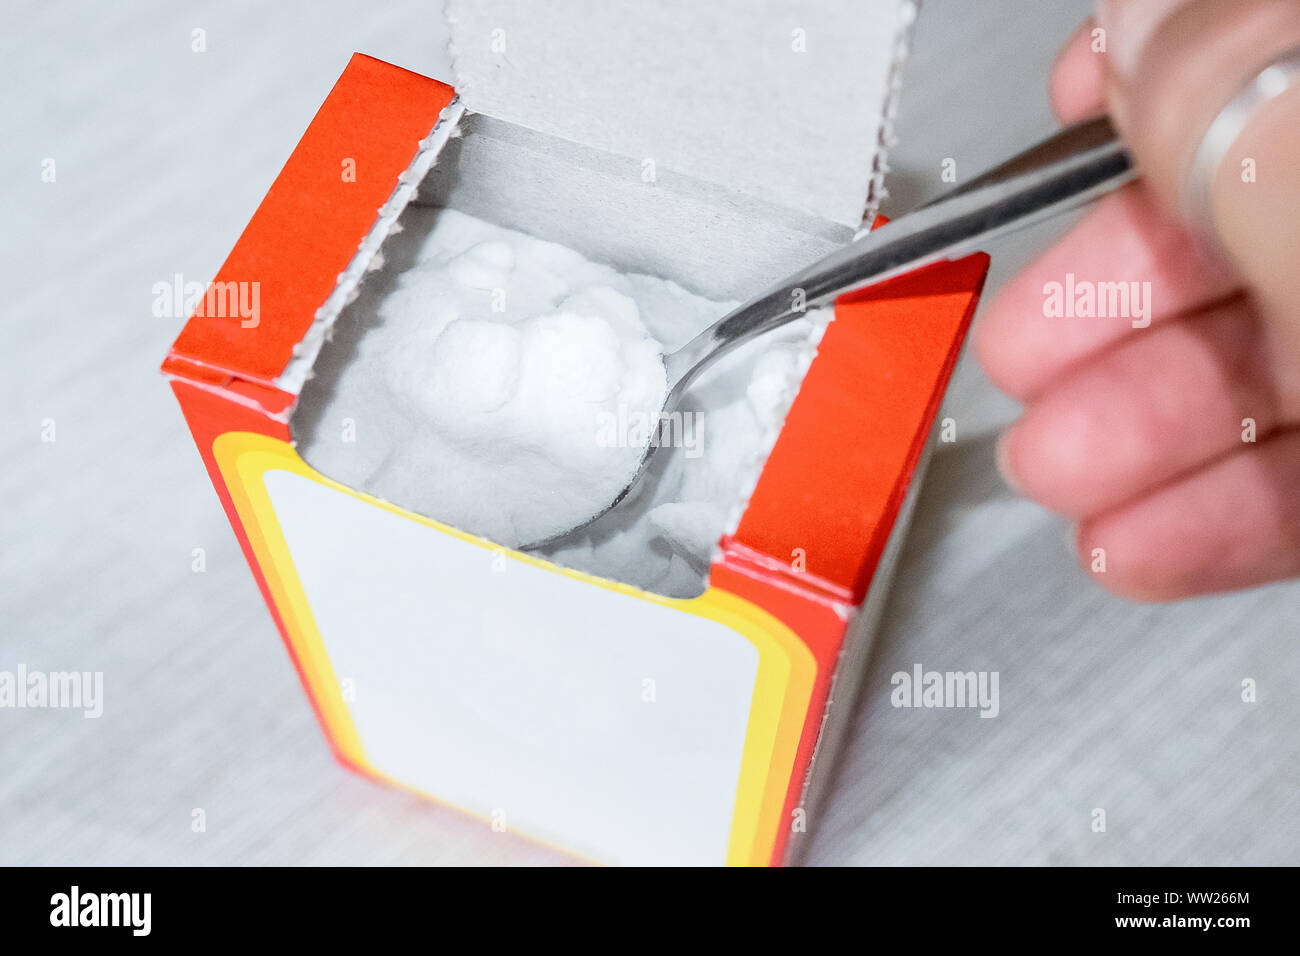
[861, 0, 920, 231]
[276, 98, 467, 396]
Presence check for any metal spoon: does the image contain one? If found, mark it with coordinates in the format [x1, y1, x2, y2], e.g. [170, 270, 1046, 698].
[522, 115, 1138, 551]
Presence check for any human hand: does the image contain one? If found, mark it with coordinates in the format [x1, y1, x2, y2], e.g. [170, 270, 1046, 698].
[976, 0, 1300, 600]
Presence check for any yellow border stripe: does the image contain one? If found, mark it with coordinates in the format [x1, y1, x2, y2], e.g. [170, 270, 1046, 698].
[214, 431, 815, 865]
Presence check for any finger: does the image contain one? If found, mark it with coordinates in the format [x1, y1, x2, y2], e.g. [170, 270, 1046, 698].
[1049, 18, 1108, 124]
[975, 186, 1236, 402]
[997, 297, 1298, 518]
[1209, 72, 1300, 364]
[1100, 0, 1300, 357]
[1094, 0, 1190, 81]
[1075, 428, 1300, 600]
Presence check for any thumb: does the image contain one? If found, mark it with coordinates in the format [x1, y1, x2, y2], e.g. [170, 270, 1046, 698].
[1098, 0, 1300, 359]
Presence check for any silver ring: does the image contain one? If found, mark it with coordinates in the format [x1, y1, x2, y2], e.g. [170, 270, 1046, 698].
[1183, 43, 1300, 239]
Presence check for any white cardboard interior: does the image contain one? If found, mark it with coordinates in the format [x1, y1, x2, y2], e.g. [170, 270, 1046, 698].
[444, 0, 909, 226]
[415, 112, 852, 301]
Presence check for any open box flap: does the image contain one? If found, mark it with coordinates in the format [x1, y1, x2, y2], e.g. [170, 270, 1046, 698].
[444, 0, 914, 227]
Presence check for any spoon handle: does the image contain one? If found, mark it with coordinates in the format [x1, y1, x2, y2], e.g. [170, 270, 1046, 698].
[665, 115, 1138, 389]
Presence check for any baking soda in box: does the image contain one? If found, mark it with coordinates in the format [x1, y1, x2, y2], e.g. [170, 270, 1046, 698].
[163, 0, 988, 865]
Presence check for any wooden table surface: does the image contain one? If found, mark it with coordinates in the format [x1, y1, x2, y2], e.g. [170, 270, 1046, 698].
[2, 0, 1295, 866]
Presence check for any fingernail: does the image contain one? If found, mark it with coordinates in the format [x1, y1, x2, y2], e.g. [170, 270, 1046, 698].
[995, 425, 1026, 495]
[1095, 0, 1182, 80]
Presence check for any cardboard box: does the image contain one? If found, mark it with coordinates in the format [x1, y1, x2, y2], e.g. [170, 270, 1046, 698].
[163, 13, 988, 865]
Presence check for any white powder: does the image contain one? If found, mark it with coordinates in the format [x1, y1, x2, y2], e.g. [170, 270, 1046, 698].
[296, 207, 822, 598]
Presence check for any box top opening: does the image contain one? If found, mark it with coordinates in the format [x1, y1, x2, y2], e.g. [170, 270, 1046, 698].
[444, 0, 913, 228]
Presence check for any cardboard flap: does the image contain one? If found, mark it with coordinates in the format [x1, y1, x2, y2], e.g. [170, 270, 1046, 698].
[728, 254, 989, 604]
[444, 0, 913, 226]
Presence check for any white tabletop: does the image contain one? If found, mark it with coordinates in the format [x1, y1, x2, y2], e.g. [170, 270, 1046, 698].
[2, 0, 1295, 865]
